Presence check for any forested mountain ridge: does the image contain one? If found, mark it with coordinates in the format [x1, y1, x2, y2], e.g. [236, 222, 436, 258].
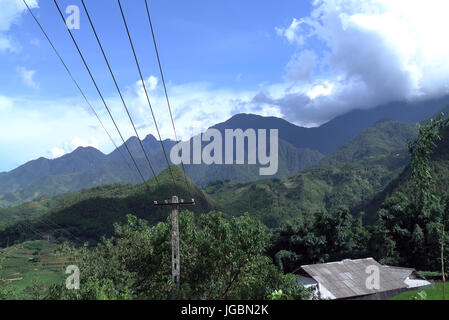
[216, 95, 449, 155]
[0, 166, 218, 246]
[205, 120, 418, 226]
[0, 121, 324, 207]
[0, 118, 419, 244]
[361, 123, 449, 222]
[1, 94, 447, 208]
[318, 120, 418, 167]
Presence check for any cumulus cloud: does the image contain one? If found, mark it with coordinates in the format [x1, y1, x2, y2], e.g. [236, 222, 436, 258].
[0, 75, 262, 171]
[147, 76, 158, 91]
[0, 0, 38, 52]
[50, 147, 65, 158]
[275, 17, 313, 46]
[71, 137, 99, 149]
[48, 137, 99, 159]
[0, 95, 110, 170]
[285, 49, 318, 83]
[17, 66, 39, 89]
[271, 0, 449, 125]
[123, 76, 258, 141]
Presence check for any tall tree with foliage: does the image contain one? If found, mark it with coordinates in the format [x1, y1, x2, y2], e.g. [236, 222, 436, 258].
[371, 113, 449, 271]
[408, 112, 449, 297]
[269, 207, 370, 272]
[40, 211, 309, 300]
[408, 113, 449, 211]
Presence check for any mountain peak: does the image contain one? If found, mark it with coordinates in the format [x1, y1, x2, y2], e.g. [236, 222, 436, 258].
[71, 146, 104, 154]
[143, 133, 158, 142]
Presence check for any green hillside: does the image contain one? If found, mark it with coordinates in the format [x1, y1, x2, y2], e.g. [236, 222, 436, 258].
[0, 166, 218, 246]
[0, 120, 419, 242]
[0, 240, 69, 299]
[319, 120, 418, 167]
[2, 98, 443, 208]
[364, 117, 449, 271]
[205, 121, 418, 227]
[184, 139, 324, 186]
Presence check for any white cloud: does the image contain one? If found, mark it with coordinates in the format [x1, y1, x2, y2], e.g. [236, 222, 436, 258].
[0, 95, 110, 171]
[17, 66, 39, 89]
[50, 147, 65, 158]
[0, 76, 265, 171]
[0, 95, 14, 111]
[71, 137, 99, 149]
[48, 137, 100, 160]
[272, 0, 449, 125]
[307, 82, 334, 100]
[285, 49, 317, 83]
[124, 77, 258, 141]
[275, 18, 311, 45]
[147, 76, 158, 91]
[0, 0, 38, 53]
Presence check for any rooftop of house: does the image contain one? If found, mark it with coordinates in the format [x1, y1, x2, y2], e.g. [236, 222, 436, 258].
[298, 257, 429, 299]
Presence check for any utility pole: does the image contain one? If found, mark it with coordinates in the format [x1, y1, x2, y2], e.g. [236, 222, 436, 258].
[442, 224, 446, 300]
[154, 196, 195, 299]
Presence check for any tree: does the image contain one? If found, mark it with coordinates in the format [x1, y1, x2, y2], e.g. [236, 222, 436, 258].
[41, 211, 309, 300]
[408, 113, 449, 296]
[370, 113, 449, 271]
[408, 113, 449, 211]
[269, 207, 370, 272]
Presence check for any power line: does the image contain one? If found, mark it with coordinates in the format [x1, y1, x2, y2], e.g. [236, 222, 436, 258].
[21, 0, 138, 183]
[117, 0, 176, 189]
[53, 0, 150, 187]
[144, 0, 191, 192]
[19, 221, 47, 239]
[80, 0, 159, 185]
[32, 217, 85, 244]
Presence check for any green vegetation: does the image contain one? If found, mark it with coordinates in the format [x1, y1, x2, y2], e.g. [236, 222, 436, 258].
[319, 120, 417, 167]
[392, 282, 447, 300]
[0, 166, 218, 246]
[184, 139, 324, 187]
[269, 207, 370, 272]
[1, 113, 449, 300]
[206, 120, 417, 227]
[37, 212, 309, 300]
[369, 115, 449, 270]
[0, 240, 69, 299]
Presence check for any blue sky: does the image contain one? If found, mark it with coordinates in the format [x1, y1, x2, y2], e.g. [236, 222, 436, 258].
[2, 0, 449, 172]
[1, 0, 312, 97]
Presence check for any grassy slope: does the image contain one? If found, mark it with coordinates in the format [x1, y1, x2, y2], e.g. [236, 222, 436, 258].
[0, 240, 69, 299]
[391, 282, 448, 300]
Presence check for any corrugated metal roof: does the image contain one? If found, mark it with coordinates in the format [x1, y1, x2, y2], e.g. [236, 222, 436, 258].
[301, 258, 409, 299]
[383, 266, 415, 280]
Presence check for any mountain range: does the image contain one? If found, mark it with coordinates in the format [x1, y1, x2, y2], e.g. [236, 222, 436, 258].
[2, 94, 449, 245]
[205, 119, 419, 227]
[1, 94, 448, 208]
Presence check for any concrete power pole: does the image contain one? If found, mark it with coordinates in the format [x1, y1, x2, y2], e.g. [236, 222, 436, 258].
[171, 195, 180, 297]
[154, 196, 195, 299]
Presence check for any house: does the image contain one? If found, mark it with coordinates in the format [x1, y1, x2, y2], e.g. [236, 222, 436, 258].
[296, 257, 431, 300]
